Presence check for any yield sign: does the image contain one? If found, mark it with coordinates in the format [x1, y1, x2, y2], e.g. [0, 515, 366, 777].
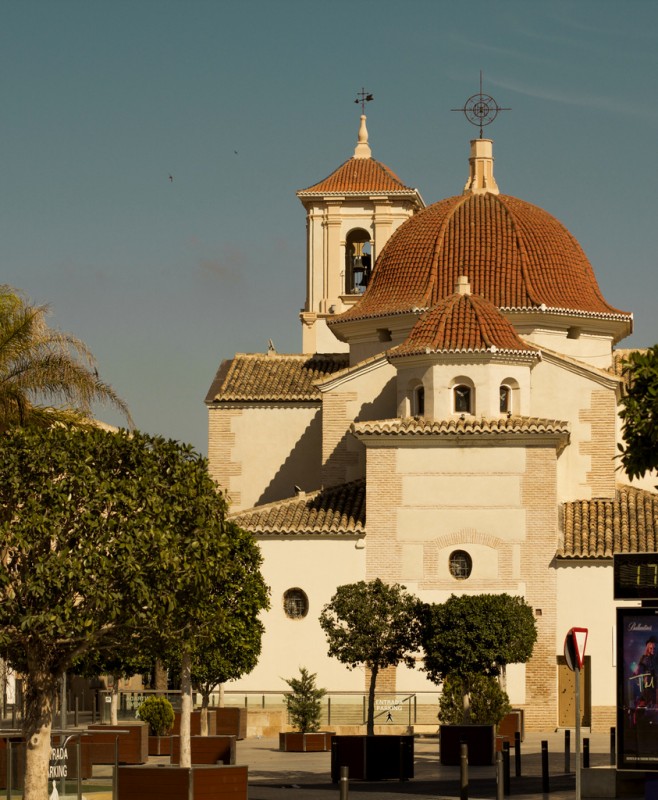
[569, 627, 588, 670]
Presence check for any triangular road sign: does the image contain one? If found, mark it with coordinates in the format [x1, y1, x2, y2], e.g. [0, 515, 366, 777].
[572, 627, 588, 670]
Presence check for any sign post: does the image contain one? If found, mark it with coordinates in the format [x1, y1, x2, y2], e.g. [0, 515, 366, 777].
[564, 627, 588, 800]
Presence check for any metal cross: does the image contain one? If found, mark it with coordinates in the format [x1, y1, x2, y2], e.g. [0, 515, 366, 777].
[452, 72, 511, 138]
[354, 88, 374, 114]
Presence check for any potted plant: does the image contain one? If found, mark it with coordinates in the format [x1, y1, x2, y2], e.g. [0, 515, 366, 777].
[420, 593, 537, 767]
[137, 696, 175, 756]
[279, 667, 332, 752]
[320, 579, 420, 780]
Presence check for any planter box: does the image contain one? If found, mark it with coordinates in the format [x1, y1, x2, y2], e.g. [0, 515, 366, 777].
[440, 724, 495, 766]
[171, 735, 236, 765]
[331, 735, 414, 782]
[87, 722, 148, 765]
[148, 735, 173, 756]
[496, 709, 524, 751]
[118, 764, 247, 800]
[215, 707, 247, 739]
[279, 731, 334, 752]
[0, 737, 25, 790]
[173, 710, 217, 736]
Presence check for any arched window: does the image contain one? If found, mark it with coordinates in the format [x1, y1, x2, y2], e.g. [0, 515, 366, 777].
[500, 384, 511, 413]
[453, 384, 472, 414]
[345, 229, 372, 294]
[283, 588, 309, 619]
[449, 550, 473, 580]
[413, 385, 425, 417]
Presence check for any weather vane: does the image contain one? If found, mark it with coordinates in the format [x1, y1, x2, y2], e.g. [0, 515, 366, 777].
[354, 88, 374, 114]
[452, 71, 510, 138]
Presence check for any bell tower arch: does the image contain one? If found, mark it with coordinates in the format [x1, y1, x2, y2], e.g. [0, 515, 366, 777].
[297, 114, 424, 354]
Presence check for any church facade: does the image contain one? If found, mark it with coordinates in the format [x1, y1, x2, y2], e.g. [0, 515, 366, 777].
[206, 115, 657, 731]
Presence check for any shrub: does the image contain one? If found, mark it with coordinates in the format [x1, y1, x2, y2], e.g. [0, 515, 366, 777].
[439, 673, 511, 726]
[283, 667, 326, 733]
[137, 696, 175, 736]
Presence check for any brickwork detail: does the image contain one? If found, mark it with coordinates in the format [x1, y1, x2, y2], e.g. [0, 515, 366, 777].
[207, 407, 242, 507]
[364, 665, 397, 696]
[322, 391, 361, 487]
[591, 705, 616, 732]
[580, 389, 617, 499]
[521, 447, 559, 730]
[365, 449, 403, 584]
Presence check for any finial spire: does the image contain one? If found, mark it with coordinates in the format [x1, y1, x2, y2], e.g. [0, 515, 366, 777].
[353, 88, 374, 159]
[463, 138, 499, 195]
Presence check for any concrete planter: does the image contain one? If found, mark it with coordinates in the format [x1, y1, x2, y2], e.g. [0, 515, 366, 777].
[439, 724, 495, 766]
[330, 734, 414, 781]
[170, 735, 236, 765]
[118, 764, 247, 800]
[279, 731, 334, 752]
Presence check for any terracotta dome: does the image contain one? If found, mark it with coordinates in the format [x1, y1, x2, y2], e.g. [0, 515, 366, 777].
[333, 192, 630, 324]
[390, 290, 540, 358]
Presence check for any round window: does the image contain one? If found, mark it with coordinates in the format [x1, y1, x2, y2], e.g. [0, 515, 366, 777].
[449, 550, 472, 580]
[283, 588, 309, 619]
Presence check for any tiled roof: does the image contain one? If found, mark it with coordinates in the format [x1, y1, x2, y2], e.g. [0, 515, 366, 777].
[231, 479, 366, 536]
[390, 292, 540, 358]
[298, 157, 415, 195]
[332, 193, 631, 324]
[559, 486, 658, 558]
[352, 415, 570, 439]
[205, 353, 349, 403]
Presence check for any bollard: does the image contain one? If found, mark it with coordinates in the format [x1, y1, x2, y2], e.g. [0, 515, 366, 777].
[541, 740, 550, 794]
[503, 741, 511, 795]
[496, 751, 505, 800]
[583, 737, 590, 769]
[460, 742, 469, 800]
[514, 731, 522, 777]
[564, 729, 571, 773]
[610, 727, 616, 766]
[339, 765, 349, 800]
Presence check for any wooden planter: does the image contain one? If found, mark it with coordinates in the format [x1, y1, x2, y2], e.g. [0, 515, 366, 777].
[87, 722, 148, 765]
[496, 709, 524, 751]
[440, 724, 495, 766]
[279, 731, 334, 752]
[215, 707, 247, 739]
[0, 737, 25, 790]
[171, 735, 236, 765]
[330, 735, 414, 782]
[172, 710, 217, 736]
[118, 764, 247, 800]
[148, 735, 173, 756]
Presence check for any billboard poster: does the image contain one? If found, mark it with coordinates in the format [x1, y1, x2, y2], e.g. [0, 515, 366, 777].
[617, 607, 658, 770]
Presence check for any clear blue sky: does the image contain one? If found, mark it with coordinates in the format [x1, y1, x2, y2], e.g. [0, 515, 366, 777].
[1, 0, 656, 453]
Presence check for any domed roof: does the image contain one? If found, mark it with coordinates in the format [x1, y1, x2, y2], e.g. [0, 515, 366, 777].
[333, 191, 630, 324]
[390, 286, 540, 359]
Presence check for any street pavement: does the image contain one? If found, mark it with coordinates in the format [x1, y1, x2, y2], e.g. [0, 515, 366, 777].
[241, 731, 638, 800]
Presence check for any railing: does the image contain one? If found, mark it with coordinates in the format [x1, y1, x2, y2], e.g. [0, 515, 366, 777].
[97, 689, 440, 727]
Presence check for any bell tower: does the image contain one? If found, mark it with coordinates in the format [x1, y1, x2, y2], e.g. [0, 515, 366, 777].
[296, 111, 424, 354]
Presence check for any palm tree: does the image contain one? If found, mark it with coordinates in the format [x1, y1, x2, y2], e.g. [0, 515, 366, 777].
[0, 285, 133, 429]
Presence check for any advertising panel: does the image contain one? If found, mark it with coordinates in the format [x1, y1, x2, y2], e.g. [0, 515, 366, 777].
[617, 607, 658, 770]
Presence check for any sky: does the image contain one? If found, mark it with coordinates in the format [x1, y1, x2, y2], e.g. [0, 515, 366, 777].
[1, 0, 656, 454]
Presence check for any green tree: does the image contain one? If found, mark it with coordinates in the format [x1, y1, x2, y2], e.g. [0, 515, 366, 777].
[283, 667, 326, 733]
[438, 673, 511, 726]
[618, 345, 658, 480]
[420, 594, 536, 724]
[0, 425, 249, 800]
[319, 579, 422, 735]
[0, 285, 133, 429]
[180, 521, 268, 736]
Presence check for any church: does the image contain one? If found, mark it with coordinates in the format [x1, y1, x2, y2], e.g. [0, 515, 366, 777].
[205, 108, 657, 732]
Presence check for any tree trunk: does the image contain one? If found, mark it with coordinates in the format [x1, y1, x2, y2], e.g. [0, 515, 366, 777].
[367, 665, 378, 736]
[22, 670, 57, 800]
[154, 660, 168, 693]
[110, 675, 120, 725]
[179, 650, 192, 768]
[218, 683, 224, 708]
[200, 691, 209, 737]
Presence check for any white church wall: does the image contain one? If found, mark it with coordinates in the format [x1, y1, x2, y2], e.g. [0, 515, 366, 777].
[209, 404, 322, 512]
[232, 537, 366, 693]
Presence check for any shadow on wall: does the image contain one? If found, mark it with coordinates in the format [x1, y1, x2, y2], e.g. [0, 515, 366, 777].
[257, 412, 322, 506]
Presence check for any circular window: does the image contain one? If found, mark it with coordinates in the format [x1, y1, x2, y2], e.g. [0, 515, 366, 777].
[283, 588, 309, 619]
[449, 550, 472, 580]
